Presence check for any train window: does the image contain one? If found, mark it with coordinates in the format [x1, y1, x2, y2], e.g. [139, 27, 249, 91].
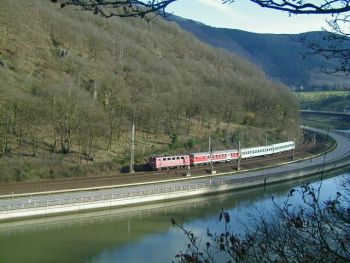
[181, 157, 184, 159]
[172, 157, 175, 160]
[163, 158, 166, 161]
[176, 157, 179, 160]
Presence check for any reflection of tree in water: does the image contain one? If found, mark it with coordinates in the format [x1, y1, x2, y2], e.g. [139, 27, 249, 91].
[174, 172, 350, 263]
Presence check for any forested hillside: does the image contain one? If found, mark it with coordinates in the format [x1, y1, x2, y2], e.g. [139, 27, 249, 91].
[0, 0, 300, 181]
[168, 15, 350, 91]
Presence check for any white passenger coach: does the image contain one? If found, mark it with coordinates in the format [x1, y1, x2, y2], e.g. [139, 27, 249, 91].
[241, 141, 295, 159]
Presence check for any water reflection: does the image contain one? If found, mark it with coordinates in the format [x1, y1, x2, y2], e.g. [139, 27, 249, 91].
[0, 169, 348, 263]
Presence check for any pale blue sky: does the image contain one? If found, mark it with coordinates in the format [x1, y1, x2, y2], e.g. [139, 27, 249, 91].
[166, 0, 330, 34]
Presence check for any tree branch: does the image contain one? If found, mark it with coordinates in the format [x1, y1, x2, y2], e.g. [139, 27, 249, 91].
[51, 0, 177, 20]
[224, 0, 350, 15]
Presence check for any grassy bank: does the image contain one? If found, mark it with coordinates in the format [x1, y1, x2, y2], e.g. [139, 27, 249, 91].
[295, 91, 350, 111]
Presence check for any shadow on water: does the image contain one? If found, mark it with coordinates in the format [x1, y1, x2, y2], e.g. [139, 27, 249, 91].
[0, 168, 348, 263]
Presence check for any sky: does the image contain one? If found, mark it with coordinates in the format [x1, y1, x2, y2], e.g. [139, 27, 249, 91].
[166, 0, 331, 34]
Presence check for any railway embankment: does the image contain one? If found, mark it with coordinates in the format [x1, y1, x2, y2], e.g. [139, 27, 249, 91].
[1, 128, 349, 221]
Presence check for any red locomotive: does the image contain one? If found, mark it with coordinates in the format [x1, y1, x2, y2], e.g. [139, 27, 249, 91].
[149, 155, 190, 170]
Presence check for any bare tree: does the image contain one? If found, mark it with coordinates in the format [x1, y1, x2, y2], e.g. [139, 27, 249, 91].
[52, 0, 350, 18]
[228, 1, 350, 75]
[53, 0, 350, 16]
[225, 0, 350, 15]
[173, 179, 350, 263]
[51, 0, 177, 20]
[52, 0, 350, 74]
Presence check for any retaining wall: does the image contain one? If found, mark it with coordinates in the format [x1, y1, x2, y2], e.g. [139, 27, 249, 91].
[1, 155, 349, 221]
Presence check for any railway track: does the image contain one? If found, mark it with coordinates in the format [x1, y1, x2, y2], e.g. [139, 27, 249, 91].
[0, 145, 317, 195]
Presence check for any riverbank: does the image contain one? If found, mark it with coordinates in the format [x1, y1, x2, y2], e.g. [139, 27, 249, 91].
[0, 141, 319, 196]
[1, 128, 349, 221]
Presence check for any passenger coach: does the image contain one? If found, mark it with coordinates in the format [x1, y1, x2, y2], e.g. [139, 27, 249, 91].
[241, 141, 295, 159]
[190, 150, 239, 166]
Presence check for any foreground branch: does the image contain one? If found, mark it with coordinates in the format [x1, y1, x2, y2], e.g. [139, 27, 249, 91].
[224, 0, 350, 15]
[51, 0, 177, 20]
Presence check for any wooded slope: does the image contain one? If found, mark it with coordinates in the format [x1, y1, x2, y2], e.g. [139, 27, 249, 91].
[0, 0, 300, 180]
[168, 15, 350, 91]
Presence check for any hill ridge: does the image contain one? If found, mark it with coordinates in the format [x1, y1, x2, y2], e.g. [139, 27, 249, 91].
[167, 15, 350, 91]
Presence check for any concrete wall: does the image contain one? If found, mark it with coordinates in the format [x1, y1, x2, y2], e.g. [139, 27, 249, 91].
[1, 157, 349, 221]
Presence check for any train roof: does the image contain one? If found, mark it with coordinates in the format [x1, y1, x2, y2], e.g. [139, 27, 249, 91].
[150, 141, 294, 159]
[271, 141, 295, 147]
[241, 141, 295, 152]
[150, 154, 189, 159]
[191, 149, 238, 156]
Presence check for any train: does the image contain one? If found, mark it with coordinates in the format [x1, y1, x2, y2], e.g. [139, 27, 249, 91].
[148, 141, 295, 170]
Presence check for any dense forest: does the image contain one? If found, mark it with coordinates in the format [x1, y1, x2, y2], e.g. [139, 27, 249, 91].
[168, 15, 350, 91]
[0, 0, 300, 181]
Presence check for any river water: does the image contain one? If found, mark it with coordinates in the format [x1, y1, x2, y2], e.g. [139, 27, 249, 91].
[0, 168, 349, 263]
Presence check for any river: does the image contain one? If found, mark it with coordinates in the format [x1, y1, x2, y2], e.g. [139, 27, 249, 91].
[0, 168, 348, 263]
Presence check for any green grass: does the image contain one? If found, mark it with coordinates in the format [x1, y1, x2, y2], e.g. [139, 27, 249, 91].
[294, 91, 350, 111]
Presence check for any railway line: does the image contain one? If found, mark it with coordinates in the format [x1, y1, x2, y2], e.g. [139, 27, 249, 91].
[0, 127, 349, 221]
[0, 143, 316, 195]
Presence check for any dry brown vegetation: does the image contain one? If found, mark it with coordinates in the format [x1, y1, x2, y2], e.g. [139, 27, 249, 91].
[0, 0, 300, 181]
